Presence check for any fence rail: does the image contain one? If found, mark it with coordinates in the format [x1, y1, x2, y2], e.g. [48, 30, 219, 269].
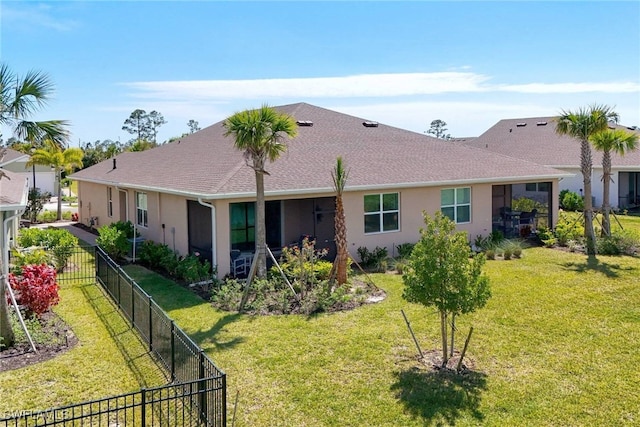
[2, 246, 226, 426]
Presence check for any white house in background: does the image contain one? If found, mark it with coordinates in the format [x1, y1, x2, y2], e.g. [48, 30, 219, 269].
[71, 103, 571, 277]
[463, 118, 640, 210]
[0, 148, 57, 195]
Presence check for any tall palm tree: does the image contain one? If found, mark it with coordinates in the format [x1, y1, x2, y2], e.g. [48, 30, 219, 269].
[331, 156, 349, 286]
[555, 104, 619, 255]
[590, 128, 639, 236]
[0, 63, 69, 147]
[223, 105, 297, 278]
[27, 141, 83, 221]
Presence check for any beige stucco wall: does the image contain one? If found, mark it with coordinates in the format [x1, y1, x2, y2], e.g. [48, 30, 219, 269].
[77, 178, 560, 277]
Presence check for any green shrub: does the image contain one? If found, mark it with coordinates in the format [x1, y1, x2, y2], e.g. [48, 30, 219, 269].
[111, 220, 137, 239]
[357, 246, 388, 271]
[10, 248, 52, 273]
[211, 279, 243, 311]
[512, 197, 537, 213]
[175, 254, 211, 283]
[555, 212, 584, 246]
[395, 243, 415, 259]
[561, 191, 584, 212]
[485, 249, 495, 260]
[96, 225, 129, 259]
[503, 248, 513, 260]
[37, 210, 58, 223]
[17, 227, 78, 271]
[22, 188, 48, 223]
[138, 241, 174, 270]
[597, 230, 640, 256]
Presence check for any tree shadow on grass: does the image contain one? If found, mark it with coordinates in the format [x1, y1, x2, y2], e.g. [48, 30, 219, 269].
[562, 255, 636, 278]
[189, 313, 246, 351]
[391, 367, 487, 426]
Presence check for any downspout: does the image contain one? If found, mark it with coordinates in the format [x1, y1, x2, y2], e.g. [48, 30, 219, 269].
[3, 208, 37, 352]
[198, 198, 217, 276]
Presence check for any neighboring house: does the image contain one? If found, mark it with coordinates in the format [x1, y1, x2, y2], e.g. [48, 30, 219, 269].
[463, 117, 640, 210]
[0, 169, 29, 270]
[0, 148, 57, 195]
[71, 103, 570, 276]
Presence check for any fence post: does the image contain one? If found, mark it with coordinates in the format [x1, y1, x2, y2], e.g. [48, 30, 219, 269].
[148, 296, 153, 352]
[131, 277, 135, 328]
[171, 321, 176, 381]
[141, 388, 146, 424]
[117, 270, 122, 308]
[199, 350, 207, 424]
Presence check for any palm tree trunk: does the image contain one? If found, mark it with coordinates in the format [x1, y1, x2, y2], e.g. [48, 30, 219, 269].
[601, 151, 612, 237]
[440, 310, 448, 368]
[580, 139, 597, 255]
[254, 169, 267, 278]
[0, 275, 15, 347]
[334, 195, 348, 285]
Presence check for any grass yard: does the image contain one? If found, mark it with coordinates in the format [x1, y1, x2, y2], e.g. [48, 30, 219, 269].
[124, 243, 640, 426]
[0, 247, 166, 414]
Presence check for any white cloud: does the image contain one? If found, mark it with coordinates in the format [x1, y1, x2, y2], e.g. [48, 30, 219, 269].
[2, 3, 78, 32]
[123, 72, 640, 102]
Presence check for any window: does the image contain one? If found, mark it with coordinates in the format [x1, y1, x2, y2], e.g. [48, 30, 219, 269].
[364, 193, 399, 234]
[441, 187, 471, 223]
[526, 182, 550, 192]
[230, 202, 255, 251]
[136, 192, 148, 227]
[107, 187, 113, 217]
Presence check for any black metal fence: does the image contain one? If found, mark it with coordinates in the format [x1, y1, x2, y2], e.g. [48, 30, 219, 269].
[2, 246, 226, 426]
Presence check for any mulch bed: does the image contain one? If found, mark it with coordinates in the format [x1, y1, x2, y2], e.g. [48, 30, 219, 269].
[0, 312, 78, 372]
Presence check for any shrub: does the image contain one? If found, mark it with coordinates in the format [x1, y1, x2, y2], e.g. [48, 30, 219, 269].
[485, 249, 496, 260]
[17, 227, 78, 271]
[357, 246, 388, 271]
[139, 241, 174, 270]
[277, 238, 331, 295]
[597, 230, 640, 256]
[395, 243, 415, 259]
[22, 188, 48, 223]
[512, 197, 537, 213]
[96, 225, 129, 259]
[10, 248, 52, 273]
[175, 254, 211, 283]
[9, 264, 60, 317]
[561, 191, 584, 212]
[502, 247, 513, 260]
[111, 220, 137, 239]
[555, 212, 584, 246]
[210, 279, 244, 311]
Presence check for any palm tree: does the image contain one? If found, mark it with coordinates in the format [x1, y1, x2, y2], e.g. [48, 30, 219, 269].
[0, 63, 69, 147]
[590, 128, 639, 236]
[223, 105, 297, 278]
[331, 156, 350, 285]
[27, 141, 83, 221]
[555, 104, 619, 255]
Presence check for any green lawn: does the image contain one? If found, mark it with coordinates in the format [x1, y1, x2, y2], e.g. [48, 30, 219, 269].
[124, 243, 640, 426]
[0, 248, 166, 413]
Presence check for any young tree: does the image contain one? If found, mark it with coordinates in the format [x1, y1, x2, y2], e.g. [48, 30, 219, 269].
[223, 105, 298, 278]
[589, 128, 639, 236]
[331, 156, 350, 285]
[426, 119, 452, 140]
[555, 105, 619, 255]
[147, 110, 166, 144]
[402, 211, 490, 367]
[27, 140, 83, 220]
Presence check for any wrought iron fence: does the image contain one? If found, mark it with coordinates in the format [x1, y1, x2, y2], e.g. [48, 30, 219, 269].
[2, 246, 226, 426]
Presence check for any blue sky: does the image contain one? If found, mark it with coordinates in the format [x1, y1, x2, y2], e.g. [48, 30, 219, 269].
[2, 1, 639, 146]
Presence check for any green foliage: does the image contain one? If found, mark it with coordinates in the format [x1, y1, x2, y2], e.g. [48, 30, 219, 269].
[138, 240, 174, 270]
[500, 239, 526, 259]
[512, 197, 537, 213]
[555, 212, 584, 246]
[22, 188, 48, 223]
[561, 191, 584, 212]
[36, 210, 72, 223]
[395, 243, 415, 259]
[597, 230, 640, 256]
[536, 225, 558, 247]
[137, 239, 211, 283]
[111, 220, 137, 239]
[474, 231, 505, 251]
[175, 254, 211, 284]
[96, 225, 129, 259]
[357, 246, 389, 271]
[10, 248, 51, 273]
[210, 279, 244, 311]
[276, 238, 331, 295]
[17, 227, 78, 271]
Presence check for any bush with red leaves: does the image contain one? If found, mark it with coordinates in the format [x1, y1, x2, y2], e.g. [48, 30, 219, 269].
[9, 264, 60, 317]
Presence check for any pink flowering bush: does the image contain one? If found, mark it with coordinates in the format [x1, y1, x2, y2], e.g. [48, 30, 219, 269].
[9, 264, 60, 317]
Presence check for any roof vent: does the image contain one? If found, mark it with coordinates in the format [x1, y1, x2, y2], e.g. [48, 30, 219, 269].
[536, 121, 547, 126]
[627, 126, 639, 130]
[113, 158, 117, 170]
[516, 122, 527, 127]
[363, 121, 379, 127]
[296, 120, 313, 127]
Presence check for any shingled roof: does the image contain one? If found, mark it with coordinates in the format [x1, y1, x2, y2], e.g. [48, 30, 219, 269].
[463, 117, 640, 169]
[71, 103, 570, 199]
[0, 169, 29, 209]
[0, 148, 29, 167]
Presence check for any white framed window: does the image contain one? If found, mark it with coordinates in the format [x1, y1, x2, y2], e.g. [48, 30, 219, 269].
[441, 187, 471, 224]
[136, 192, 148, 227]
[364, 193, 399, 234]
[107, 187, 113, 217]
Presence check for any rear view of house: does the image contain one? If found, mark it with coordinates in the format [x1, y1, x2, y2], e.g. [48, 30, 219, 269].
[71, 103, 569, 276]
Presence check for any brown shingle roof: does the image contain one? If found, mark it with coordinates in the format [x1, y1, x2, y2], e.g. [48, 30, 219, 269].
[71, 103, 570, 198]
[464, 117, 640, 168]
[0, 148, 29, 166]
